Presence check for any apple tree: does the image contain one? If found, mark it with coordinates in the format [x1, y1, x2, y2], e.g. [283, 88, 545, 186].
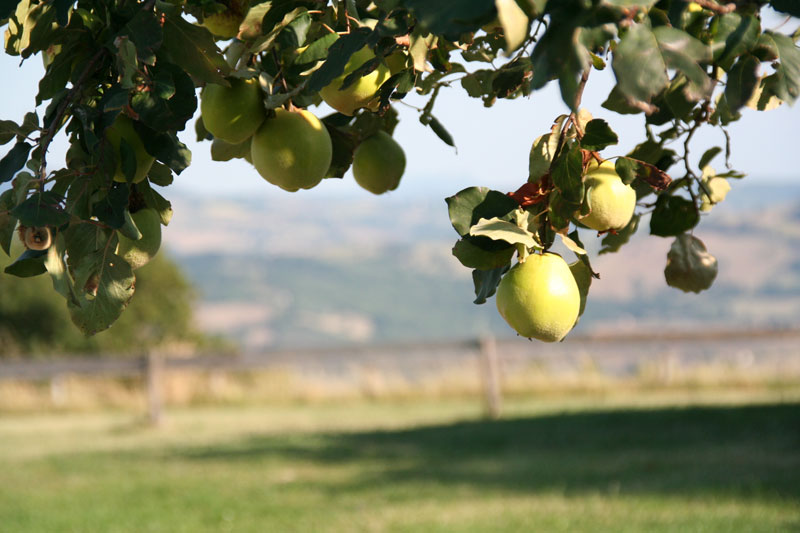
[1, 0, 798, 340]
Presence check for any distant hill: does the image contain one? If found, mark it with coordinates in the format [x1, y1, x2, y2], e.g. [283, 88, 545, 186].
[163, 180, 800, 349]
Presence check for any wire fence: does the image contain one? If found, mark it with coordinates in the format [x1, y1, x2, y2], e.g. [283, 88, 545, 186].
[2, 328, 799, 423]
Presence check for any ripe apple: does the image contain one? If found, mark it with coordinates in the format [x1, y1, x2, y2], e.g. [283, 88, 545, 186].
[116, 208, 162, 270]
[105, 114, 155, 184]
[495, 252, 580, 342]
[577, 159, 636, 232]
[352, 131, 406, 195]
[202, 0, 248, 39]
[319, 46, 390, 116]
[201, 77, 266, 144]
[250, 108, 332, 192]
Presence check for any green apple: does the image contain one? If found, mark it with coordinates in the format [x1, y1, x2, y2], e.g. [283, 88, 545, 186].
[202, 0, 248, 39]
[250, 108, 332, 192]
[319, 46, 390, 116]
[352, 131, 406, 195]
[496, 253, 580, 342]
[116, 208, 162, 270]
[105, 114, 155, 184]
[201, 77, 266, 144]
[577, 159, 636, 231]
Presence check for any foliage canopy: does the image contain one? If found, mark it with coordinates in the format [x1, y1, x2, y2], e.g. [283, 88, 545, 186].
[1, 0, 798, 339]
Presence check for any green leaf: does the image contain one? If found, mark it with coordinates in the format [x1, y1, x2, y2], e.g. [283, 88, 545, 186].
[44, 235, 78, 305]
[613, 24, 668, 105]
[0, 189, 18, 255]
[92, 183, 130, 229]
[0, 119, 22, 145]
[131, 63, 197, 132]
[469, 217, 539, 248]
[136, 181, 173, 226]
[472, 264, 510, 305]
[210, 137, 251, 162]
[11, 191, 69, 227]
[650, 195, 699, 237]
[599, 213, 639, 254]
[770, 0, 800, 17]
[161, 14, 230, 85]
[614, 157, 637, 185]
[445, 187, 519, 237]
[495, 0, 528, 53]
[568, 259, 592, 319]
[67, 250, 136, 336]
[652, 26, 712, 101]
[0, 141, 32, 183]
[558, 232, 586, 255]
[4, 248, 47, 277]
[714, 14, 759, 67]
[551, 143, 584, 204]
[295, 33, 339, 64]
[307, 29, 370, 92]
[765, 31, 800, 104]
[147, 161, 173, 187]
[139, 129, 191, 174]
[726, 53, 760, 112]
[404, 0, 495, 38]
[698, 147, 722, 172]
[426, 115, 455, 147]
[580, 119, 618, 151]
[664, 233, 717, 293]
[528, 133, 554, 182]
[115, 36, 139, 89]
[452, 238, 515, 270]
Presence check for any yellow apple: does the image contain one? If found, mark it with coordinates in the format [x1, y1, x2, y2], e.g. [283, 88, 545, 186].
[250, 108, 332, 192]
[201, 77, 266, 144]
[105, 114, 155, 184]
[352, 131, 406, 194]
[319, 46, 390, 116]
[577, 159, 636, 231]
[495, 252, 580, 342]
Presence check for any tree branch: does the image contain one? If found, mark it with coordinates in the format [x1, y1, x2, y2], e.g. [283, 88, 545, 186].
[38, 48, 108, 181]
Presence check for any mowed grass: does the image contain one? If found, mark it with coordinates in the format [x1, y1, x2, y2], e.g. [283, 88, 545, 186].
[1, 393, 799, 532]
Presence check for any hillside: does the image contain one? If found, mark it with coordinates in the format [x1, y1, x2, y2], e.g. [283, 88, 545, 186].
[163, 180, 800, 349]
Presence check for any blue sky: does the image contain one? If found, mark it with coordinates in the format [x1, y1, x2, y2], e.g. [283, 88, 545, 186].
[2, 15, 799, 202]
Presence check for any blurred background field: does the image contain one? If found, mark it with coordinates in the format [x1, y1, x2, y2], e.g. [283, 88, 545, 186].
[1, 179, 800, 531]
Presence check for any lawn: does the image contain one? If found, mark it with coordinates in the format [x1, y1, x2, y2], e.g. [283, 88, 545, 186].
[1, 394, 799, 532]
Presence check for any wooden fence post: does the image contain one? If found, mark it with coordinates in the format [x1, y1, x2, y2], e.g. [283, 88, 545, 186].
[479, 336, 502, 419]
[146, 351, 164, 426]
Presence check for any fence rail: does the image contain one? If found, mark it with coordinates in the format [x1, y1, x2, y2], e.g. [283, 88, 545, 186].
[2, 328, 800, 422]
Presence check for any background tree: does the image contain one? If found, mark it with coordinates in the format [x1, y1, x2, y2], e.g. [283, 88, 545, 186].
[0, 248, 216, 357]
[0, 0, 798, 341]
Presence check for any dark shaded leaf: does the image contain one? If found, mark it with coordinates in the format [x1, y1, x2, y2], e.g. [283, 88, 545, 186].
[551, 144, 583, 204]
[452, 238, 515, 270]
[11, 191, 69, 227]
[580, 119, 618, 151]
[445, 187, 519, 237]
[161, 15, 230, 85]
[0, 141, 32, 183]
[613, 24, 668, 104]
[650, 195, 699, 237]
[726, 53, 760, 112]
[472, 264, 511, 305]
[4, 248, 47, 277]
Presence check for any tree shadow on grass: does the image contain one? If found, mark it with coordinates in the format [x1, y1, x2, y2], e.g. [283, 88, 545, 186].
[177, 403, 800, 499]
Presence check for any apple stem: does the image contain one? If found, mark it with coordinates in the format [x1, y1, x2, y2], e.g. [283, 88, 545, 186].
[517, 243, 529, 263]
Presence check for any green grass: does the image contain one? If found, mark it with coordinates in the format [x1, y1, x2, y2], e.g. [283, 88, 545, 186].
[1, 395, 799, 532]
